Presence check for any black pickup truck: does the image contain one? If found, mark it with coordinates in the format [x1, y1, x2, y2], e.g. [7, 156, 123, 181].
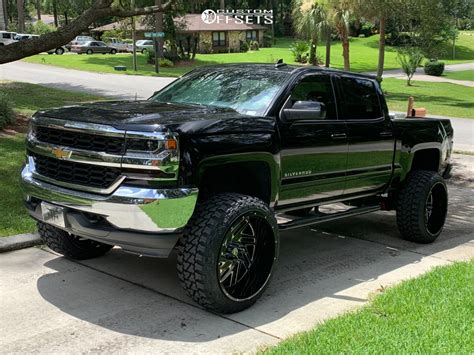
[21, 63, 453, 313]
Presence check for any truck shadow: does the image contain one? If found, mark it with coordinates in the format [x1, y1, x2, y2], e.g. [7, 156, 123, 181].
[36, 178, 473, 342]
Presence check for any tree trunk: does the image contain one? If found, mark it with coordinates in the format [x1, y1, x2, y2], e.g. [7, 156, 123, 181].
[309, 38, 318, 66]
[342, 35, 350, 71]
[376, 15, 386, 79]
[0, 0, 6, 30]
[36, 0, 41, 20]
[64, 11, 69, 25]
[17, 0, 25, 33]
[220, 0, 225, 9]
[53, 0, 58, 27]
[325, 30, 331, 68]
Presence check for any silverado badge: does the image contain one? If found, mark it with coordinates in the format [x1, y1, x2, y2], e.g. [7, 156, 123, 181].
[51, 147, 72, 160]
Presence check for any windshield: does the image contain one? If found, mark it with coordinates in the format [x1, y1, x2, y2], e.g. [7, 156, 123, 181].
[150, 68, 290, 116]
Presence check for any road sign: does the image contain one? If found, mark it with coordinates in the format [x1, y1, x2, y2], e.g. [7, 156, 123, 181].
[144, 32, 165, 38]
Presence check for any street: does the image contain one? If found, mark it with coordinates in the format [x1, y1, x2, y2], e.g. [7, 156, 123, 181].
[1, 155, 472, 353]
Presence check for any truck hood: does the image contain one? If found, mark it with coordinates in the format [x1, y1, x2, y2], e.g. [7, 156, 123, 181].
[35, 100, 276, 135]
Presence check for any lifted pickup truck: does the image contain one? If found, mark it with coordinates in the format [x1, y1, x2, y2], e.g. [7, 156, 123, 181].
[21, 63, 453, 313]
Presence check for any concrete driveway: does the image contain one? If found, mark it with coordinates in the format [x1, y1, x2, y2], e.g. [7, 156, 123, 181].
[1, 154, 472, 353]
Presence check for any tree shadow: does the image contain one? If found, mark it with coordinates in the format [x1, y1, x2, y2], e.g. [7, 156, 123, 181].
[35, 174, 473, 342]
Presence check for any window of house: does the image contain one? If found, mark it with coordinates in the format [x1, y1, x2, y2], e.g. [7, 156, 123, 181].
[338, 76, 382, 120]
[246, 30, 258, 41]
[212, 32, 226, 46]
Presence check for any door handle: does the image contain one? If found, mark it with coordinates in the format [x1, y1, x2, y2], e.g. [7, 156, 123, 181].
[331, 133, 347, 140]
[380, 131, 393, 138]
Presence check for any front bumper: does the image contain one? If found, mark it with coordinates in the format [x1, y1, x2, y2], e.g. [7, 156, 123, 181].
[21, 163, 198, 257]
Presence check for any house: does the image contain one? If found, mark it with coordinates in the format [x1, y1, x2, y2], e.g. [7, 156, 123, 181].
[91, 14, 268, 54]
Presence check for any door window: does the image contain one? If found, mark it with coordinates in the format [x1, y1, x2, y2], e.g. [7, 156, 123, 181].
[289, 75, 337, 120]
[338, 77, 382, 120]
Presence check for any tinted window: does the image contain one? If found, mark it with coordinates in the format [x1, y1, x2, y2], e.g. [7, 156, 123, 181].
[290, 75, 337, 120]
[338, 77, 382, 119]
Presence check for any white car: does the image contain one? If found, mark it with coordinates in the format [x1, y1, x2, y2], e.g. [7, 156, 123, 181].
[0, 31, 18, 46]
[127, 40, 154, 53]
[14, 33, 40, 41]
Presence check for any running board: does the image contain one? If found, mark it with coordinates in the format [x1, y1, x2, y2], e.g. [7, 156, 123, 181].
[278, 205, 381, 231]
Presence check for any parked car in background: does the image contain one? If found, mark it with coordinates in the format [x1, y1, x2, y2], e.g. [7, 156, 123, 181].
[127, 39, 154, 53]
[14, 33, 40, 41]
[71, 41, 117, 54]
[66, 35, 95, 50]
[0, 31, 17, 45]
[107, 38, 130, 52]
[47, 46, 67, 55]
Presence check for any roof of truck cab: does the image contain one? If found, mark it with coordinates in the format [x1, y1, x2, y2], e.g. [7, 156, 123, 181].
[192, 63, 377, 80]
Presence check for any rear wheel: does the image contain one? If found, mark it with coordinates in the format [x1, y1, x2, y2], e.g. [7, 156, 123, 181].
[141, 48, 147, 54]
[110, 48, 117, 54]
[177, 193, 279, 313]
[38, 222, 113, 260]
[55, 47, 64, 55]
[396, 170, 448, 243]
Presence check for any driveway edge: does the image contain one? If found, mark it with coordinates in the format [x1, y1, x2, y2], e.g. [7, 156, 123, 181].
[0, 233, 41, 253]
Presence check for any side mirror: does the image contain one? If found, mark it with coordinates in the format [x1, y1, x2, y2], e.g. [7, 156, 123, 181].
[283, 101, 325, 121]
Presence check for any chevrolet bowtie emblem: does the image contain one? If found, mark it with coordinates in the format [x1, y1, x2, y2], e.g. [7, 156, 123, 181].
[51, 147, 72, 160]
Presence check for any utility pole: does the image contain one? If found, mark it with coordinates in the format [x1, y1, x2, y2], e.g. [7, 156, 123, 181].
[155, 0, 163, 58]
[131, 0, 137, 71]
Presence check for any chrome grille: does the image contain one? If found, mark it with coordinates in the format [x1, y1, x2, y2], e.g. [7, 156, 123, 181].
[31, 153, 121, 189]
[36, 126, 125, 154]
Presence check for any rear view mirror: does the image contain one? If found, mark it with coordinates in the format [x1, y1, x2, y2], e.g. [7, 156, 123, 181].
[283, 101, 325, 121]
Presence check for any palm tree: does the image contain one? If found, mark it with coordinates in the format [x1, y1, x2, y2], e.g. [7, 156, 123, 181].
[354, 0, 400, 79]
[329, 0, 351, 71]
[292, 0, 328, 65]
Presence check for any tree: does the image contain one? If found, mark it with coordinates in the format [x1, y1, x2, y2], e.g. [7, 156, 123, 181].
[292, 0, 328, 65]
[397, 47, 423, 86]
[16, 0, 25, 32]
[354, 0, 402, 79]
[0, 0, 6, 30]
[329, 0, 351, 71]
[0, 0, 175, 64]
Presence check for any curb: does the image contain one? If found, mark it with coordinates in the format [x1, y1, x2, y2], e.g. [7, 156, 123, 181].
[0, 233, 42, 253]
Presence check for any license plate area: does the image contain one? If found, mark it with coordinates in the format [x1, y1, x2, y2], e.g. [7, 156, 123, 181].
[41, 202, 66, 228]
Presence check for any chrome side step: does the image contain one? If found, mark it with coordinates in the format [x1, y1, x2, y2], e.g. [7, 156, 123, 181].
[278, 205, 380, 231]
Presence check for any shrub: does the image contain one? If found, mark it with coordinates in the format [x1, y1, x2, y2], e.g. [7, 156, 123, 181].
[249, 40, 259, 51]
[26, 20, 55, 35]
[290, 41, 309, 63]
[397, 48, 424, 86]
[159, 58, 174, 67]
[0, 93, 15, 130]
[240, 40, 249, 52]
[424, 60, 445, 76]
[360, 21, 375, 37]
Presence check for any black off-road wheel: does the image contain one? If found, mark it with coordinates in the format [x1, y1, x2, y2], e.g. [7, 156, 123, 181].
[177, 193, 279, 313]
[38, 222, 113, 260]
[396, 170, 448, 243]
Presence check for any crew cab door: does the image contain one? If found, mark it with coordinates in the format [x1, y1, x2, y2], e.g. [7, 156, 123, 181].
[334, 75, 395, 195]
[277, 73, 348, 208]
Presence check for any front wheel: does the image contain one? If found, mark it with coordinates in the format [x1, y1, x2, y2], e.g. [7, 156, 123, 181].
[86, 49, 93, 55]
[177, 193, 279, 313]
[38, 222, 113, 260]
[396, 170, 448, 243]
[55, 47, 64, 55]
[110, 49, 117, 54]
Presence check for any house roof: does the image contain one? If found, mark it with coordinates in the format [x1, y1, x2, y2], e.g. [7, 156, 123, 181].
[92, 14, 267, 33]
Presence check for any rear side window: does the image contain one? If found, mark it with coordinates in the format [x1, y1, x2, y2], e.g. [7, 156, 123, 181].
[338, 77, 382, 120]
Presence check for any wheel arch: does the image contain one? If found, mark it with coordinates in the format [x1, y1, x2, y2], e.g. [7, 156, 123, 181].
[195, 153, 280, 206]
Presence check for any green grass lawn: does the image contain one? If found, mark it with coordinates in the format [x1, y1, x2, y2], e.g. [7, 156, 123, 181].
[443, 70, 474, 81]
[383, 78, 474, 118]
[0, 82, 104, 237]
[0, 81, 104, 116]
[23, 32, 474, 77]
[264, 261, 474, 354]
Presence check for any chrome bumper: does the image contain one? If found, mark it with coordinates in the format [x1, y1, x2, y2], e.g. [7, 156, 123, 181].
[21, 163, 198, 256]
